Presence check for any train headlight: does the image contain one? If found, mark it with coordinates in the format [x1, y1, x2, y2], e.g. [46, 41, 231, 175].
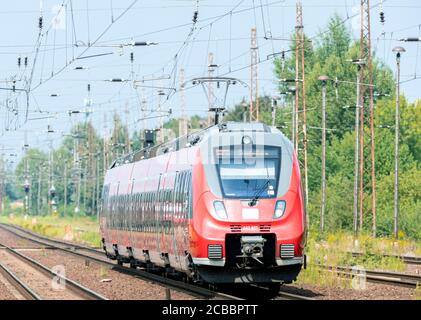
[213, 201, 228, 220]
[242, 135, 253, 145]
[273, 200, 286, 219]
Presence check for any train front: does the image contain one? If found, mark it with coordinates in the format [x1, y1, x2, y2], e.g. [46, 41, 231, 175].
[190, 122, 306, 284]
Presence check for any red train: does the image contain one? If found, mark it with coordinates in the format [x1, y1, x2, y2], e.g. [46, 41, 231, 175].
[100, 122, 306, 286]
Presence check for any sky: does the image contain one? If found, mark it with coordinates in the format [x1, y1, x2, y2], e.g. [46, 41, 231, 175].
[0, 0, 420, 167]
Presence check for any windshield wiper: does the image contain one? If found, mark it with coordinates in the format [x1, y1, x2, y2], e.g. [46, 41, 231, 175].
[248, 180, 270, 207]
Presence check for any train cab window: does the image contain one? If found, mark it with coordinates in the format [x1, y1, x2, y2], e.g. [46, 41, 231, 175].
[215, 146, 281, 199]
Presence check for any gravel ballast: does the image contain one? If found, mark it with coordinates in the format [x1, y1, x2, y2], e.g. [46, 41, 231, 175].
[279, 282, 417, 300]
[23, 249, 195, 300]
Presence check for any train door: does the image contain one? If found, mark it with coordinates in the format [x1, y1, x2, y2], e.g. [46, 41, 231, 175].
[172, 170, 192, 271]
[161, 172, 176, 264]
[170, 171, 182, 270]
[100, 184, 110, 242]
[151, 174, 162, 262]
[126, 179, 135, 250]
[183, 171, 192, 249]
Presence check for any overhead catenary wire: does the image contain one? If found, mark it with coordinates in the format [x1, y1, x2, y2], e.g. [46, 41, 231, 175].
[1, 0, 418, 153]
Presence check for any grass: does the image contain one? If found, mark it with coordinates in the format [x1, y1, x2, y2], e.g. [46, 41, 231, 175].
[415, 283, 421, 300]
[295, 230, 420, 289]
[0, 214, 101, 247]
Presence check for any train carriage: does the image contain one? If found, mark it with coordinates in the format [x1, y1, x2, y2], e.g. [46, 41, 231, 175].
[100, 122, 306, 285]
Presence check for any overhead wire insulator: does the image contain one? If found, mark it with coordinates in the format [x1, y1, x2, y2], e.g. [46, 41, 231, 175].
[281, 50, 285, 71]
[380, 12, 385, 24]
[39, 16, 43, 30]
[130, 52, 134, 63]
[379, 0, 385, 35]
[192, 0, 199, 23]
[17, 56, 21, 67]
[24, 56, 28, 67]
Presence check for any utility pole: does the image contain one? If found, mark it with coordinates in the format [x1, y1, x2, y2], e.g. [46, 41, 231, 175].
[23, 132, 30, 216]
[359, 0, 376, 235]
[319, 76, 329, 233]
[353, 61, 364, 237]
[112, 115, 118, 159]
[103, 113, 109, 171]
[291, 91, 296, 147]
[242, 102, 248, 122]
[271, 98, 277, 127]
[37, 164, 42, 215]
[392, 46, 405, 239]
[89, 122, 95, 215]
[83, 158, 87, 211]
[141, 89, 147, 141]
[73, 133, 81, 214]
[124, 102, 131, 154]
[250, 27, 259, 122]
[64, 163, 67, 215]
[179, 68, 188, 136]
[157, 89, 165, 143]
[208, 53, 215, 126]
[96, 155, 100, 219]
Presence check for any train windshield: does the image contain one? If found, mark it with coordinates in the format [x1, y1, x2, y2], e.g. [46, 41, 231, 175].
[215, 146, 280, 199]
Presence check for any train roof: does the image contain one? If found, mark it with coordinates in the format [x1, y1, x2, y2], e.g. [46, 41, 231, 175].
[111, 121, 282, 169]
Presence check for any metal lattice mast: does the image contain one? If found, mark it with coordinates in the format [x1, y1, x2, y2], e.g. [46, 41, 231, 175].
[179, 68, 188, 136]
[296, 0, 309, 207]
[207, 53, 215, 126]
[359, 0, 376, 235]
[250, 27, 259, 122]
[294, 2, 302, 152]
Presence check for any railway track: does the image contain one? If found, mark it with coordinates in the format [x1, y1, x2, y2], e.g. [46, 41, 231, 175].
[351, 251, 421, 266]
[0, 242, 107, 300]
[0, 223, 315, 300]
[322, 265, 421, 289]
[0, 223, 241, 300]
[277, 290, 315, 300]
[0, 260, 41, 300]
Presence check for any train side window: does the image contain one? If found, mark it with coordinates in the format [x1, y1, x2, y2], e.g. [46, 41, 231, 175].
[146, 192, 151, 224]
[123, 195, 126, 230]
[121, 195, 124, 230]
[122, 195, 125, 230]
[140, 192, 144, 225]
[138, 193, 143, 230]
[181, 172, 186, 219]
[117, 196, 120, 230]
[127, 193, 131, 231]
[113, 195, 116, 229]
[135, 193, 139, 231]
[176, 172, 183, 217]
[117, 195, 120, 230]
[131, 193, 135, 231]
[110, 196, 114, 229]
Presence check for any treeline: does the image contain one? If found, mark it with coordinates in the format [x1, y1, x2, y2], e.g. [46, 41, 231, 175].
[226, 15, 421, 239]
[3, 113, 207, 218]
